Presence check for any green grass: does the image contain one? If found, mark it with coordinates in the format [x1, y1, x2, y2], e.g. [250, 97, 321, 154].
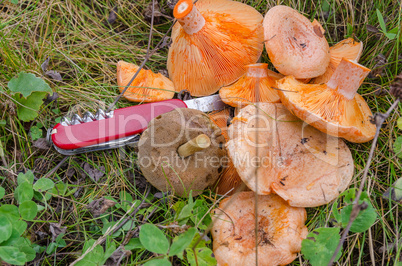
[1, 0, 402, 265]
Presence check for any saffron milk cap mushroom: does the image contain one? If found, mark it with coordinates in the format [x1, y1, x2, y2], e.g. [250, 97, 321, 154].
[167, 0, 264, 96]
[209, 109, 247, 195]
[116, 61, 176, 102]
[263, 5, 330, 79]
[312, 38, 364, 84]
[226, 103, 354, 207]
[211, 191, 308, 266]
[138, 108, 226, 197]
[278, 57, 375, 143]
[219, 63, 282, 108]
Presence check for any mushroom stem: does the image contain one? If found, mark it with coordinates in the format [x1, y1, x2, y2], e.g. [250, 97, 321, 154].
[173, 0, 205, 35]
[327, 58, 371, 100]
[177, 134, 211, 157]
[245, 63, 269, 78]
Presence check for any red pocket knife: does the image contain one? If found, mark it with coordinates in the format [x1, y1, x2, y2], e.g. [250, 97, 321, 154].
[46, 95, 227, 155]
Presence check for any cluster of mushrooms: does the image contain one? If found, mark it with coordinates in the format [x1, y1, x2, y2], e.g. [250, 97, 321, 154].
[116, 0, 376, 265]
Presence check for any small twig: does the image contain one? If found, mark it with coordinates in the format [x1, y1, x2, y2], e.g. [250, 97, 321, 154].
[106, 0, 177, 113]
[328, 98, 400, 265]
[69, 186, 150, 266]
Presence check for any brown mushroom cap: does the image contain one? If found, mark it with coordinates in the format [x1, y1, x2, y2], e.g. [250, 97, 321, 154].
[117, 61, 176, 102]
[311, 38, 363, 84]
[211, 191, 308, 265]
[209, 109, 247, 195]
[167, 0, 264, 96]
[226, 103, 354, 207]
[138, 108, 226, 197]
[278, 58, 375, 143]
[263, 5, 330, 79]
[219, 63, 281, 108]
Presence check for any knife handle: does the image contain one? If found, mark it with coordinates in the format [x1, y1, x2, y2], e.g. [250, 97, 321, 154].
[51, 99, 187, 150]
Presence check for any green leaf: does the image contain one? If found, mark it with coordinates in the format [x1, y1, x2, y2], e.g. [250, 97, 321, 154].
[178, 195, 195, 225]
[0, 216, 13, 243]
[13, 220, 28, 236]
[397, 117, 402, 130]
[102, 238, 117, 264]
[186, 247, 216, 266]
[119, 191, 133, 212]
[20, 245, 36, 261]
[143, 259, 171, 266]
[13, 91, 49, 122]
[30, 125, 42, 141]
[8, 72, 52, 98]
[169, 227, 197, 257]
[15, 182, 34, 203]
[376, 9, 387, 33]
[383, 177, 402, 201]
[139, 224, 169, 254]
[190, 200, 212, 230]
[102, 222, 121, 238]
[19, 201, 38, 221]
[340, 199, 377, 233]
[17, 171, 34, 185]
[33, 178, 55, 192]
[0, 186, 5, 199]
[385, 32, 397, 40]
[301, 227, 341, 265]
[0, 120, 6, 127]
[10, 0, 18, 4]
[0, 246, 27, 265]
[0, 204, 19, 220]
[125, 238, 144, 250]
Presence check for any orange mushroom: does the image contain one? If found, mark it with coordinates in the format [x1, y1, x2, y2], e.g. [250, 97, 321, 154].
[211, 191, 308, 265]
[312, 38, 363, 84]
[263, 5, 330, 79]
[278, 58, 375, 143]
[219, 63, 282, 108]
[226, 103, 354, 207]
[209, 109, 247, 195]
[117, 61, 176, 102]
[167, 0, 264, 96]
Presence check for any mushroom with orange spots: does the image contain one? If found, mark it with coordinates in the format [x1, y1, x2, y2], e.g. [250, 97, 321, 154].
[117, 61, 176, 102]
[211, 191, 308, 266]
[167, 0, 264, 96]
[263, 5, 331, 79]
[311, 38, 364, 84]
[209, 109, 247, 195]
[219, 63, 282, 108]
[277, 57, 375, 143]
[226, 103, 354, 207]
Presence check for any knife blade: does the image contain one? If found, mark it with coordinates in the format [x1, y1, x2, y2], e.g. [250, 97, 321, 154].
[47, 94, 227, 155]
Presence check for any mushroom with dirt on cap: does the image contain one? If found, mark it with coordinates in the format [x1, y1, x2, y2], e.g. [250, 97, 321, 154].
[277, 57, 375, 143]
[226, 103, 354, 207]
[138, 108, 226, 197]
[211, 191, 308, 266]
[167, 0, 264, 96]
[263, 5, 331, 79]
[117, 60, 177, 102]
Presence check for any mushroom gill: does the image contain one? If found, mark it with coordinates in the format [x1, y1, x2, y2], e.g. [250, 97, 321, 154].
[167, 0, 264, 96]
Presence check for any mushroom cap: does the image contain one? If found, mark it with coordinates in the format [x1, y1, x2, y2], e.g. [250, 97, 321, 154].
[263, 5, 330, 79]
[209, 109, 247, 195]
[219, 63, 281, 108]
[211, 191, 308, 266]
[312, 38, 363, 84]
[278, 58, 375, 143]
[167, 0, 264, 96]
[226, 103, 354, 207]
[117, 61, 176, 102]
[138, 108, 226, 197]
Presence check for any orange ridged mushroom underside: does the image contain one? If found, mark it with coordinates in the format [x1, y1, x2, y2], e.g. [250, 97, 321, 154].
[168, 0, 263, 96]
[117, 61, 175, 102]
[278, 76, 376, 142]
[219, 72, 281, 107]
